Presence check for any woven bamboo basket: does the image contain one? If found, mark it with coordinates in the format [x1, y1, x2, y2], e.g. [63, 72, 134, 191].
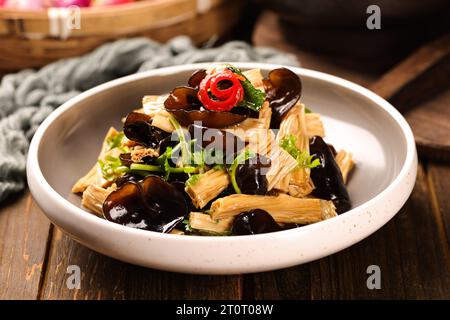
[0, 0, 245, 71]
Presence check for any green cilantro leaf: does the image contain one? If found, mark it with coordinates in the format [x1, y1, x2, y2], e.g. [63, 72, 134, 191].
[185, 173, 203, 187]
[182, 219, 194, 233]
[106, 132, 125, 151]
[280, 135, 321, 169]
[227, 65, 266, 112]
[98, 155, 129, 181]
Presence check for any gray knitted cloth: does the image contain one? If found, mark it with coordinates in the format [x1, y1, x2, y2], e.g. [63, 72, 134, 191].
[0, 36, 298, 203]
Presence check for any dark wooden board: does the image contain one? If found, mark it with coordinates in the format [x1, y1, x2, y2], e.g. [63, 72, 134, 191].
[0, 191, 52, 299]
[428, 162, 450, 249]
[370, 34, 450, 161]
[3, 166, 448, 300]
[1, 10, 450, 300]
[247, 165, 450, 299]
[406, 89, 450, 160]
[370, 34, 450, 109]
[254, 11, 450, 162]
[40, 228, 242, 300]
[33, 164, 450, 300]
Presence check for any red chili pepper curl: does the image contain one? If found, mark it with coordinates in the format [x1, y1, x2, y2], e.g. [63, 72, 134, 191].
[198, 70, 244, 112]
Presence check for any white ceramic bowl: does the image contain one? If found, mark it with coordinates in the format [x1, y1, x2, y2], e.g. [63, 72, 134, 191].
[27, 63, 417, 274]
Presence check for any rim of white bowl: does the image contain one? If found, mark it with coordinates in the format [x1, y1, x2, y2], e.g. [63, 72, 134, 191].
[27, 62, 417, 243]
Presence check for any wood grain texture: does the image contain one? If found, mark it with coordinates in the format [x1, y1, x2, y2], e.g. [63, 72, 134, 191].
[370, 34, 450, 104]
[0, 0, 245, 71]
[40, 228, 241, 300]
[0, 191, 52, 300]
[406, 89, 450, 161]
[427, 162, 450, 248]
[370, 34, 450, 161]
[2, 11, 449, 300]
[254, 11, 450, 162]
[252, 11, 378, 87]
[247, 165, 450, 300]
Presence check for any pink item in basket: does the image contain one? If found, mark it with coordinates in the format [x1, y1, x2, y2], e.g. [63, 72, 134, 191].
[51, 0, 91, 7]
[3, 0, 45, 9]
[91, 0, 133, 6]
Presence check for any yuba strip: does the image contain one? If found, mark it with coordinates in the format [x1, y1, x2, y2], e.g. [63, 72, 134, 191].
[185, 169, 230, 209]
[72, 127, 120, 193]
[81, 185, 113, 216]
[305, 113, 325, 138]
[335, 150, 355, 184]
[266, 146, 298, 191]
[210, 193, 337, 224]
[278, 103, 314, 197]
[189, 212, 234, 234]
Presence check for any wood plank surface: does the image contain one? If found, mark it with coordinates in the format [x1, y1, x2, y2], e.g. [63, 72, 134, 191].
[250, 11, 450, 300]
[369, 34, 450, 107]
[254, 11, 450, 162]
[247, 165, 450, 300]
[370, 35, 450, 161]
[0, 191, 52, 299]
[40, 228, 241, 300]
[427, 162, 450, 249]
[1, 10, 449, 300]
[37, 11, 450, 300]
[406, 89, 450, 161]
[252, 12, 378, 87]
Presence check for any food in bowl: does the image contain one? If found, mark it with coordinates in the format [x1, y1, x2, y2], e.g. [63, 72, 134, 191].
[72, 64, 355, 236]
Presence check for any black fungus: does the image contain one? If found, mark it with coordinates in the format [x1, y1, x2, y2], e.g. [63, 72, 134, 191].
[309, 136, 351, 214]
[164, 86, 202, 112]
[158, 135, 179, 155]
[232, 209, 281, 235]
[119, 153, 133, 167]
[123, 112, 170, 148]
[103, 176, 188, 233]
[201, 185, 235, 211]
[171, 180, 197, 213]
[188, 123, 245, 163]
[167, 172, 189, 183]
[164, 86, 247, 128]
[327, 143, 337, 157]
[229, 106, 259, 119]
[169, 108, 248, 129]
[141, 155, 160, 166]
[235, 154, 271, 195]
[115, 172, 144, 188]
[263, 68, 302, 129]
[188, 69, 207, 89]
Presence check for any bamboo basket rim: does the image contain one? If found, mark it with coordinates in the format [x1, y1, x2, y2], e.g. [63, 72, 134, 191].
[0, 0, 221, 17]
[0, 0, 244, 71]
[0, 0, 225, 38]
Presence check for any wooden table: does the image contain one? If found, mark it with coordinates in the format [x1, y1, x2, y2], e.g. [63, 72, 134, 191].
[1, 12, 449, 300]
